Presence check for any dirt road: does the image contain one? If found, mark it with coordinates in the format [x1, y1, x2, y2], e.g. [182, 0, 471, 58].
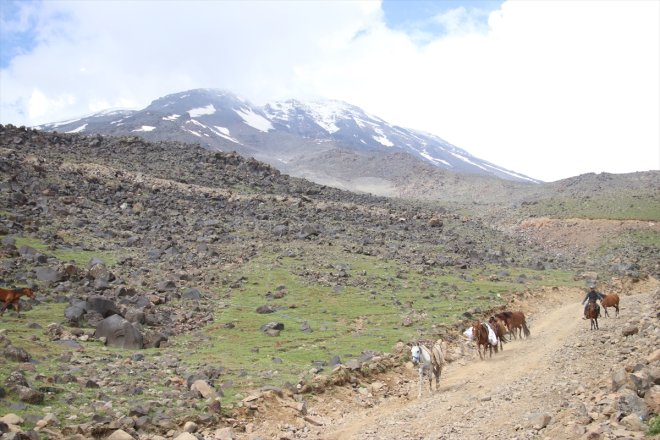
[309, 282, 657, 440]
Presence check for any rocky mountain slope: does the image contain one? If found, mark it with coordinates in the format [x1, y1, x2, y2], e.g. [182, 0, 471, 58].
[34, 88, 539, 198]
[1, 124, 658, 439]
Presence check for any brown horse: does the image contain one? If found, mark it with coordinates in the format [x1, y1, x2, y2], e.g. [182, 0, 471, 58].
[586, 299, 600, 330]
[0, 287, 35, 317]
[488, 316, 508, 352]
[494, 311, 530, 339]
[471, 321, 493, 360]
[601, 294, 620, 318]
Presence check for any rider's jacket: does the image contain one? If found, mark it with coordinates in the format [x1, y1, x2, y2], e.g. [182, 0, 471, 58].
[583, 290, 603, 303]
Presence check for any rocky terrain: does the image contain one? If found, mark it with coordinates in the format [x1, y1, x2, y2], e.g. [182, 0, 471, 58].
[0, 123, 658, 439]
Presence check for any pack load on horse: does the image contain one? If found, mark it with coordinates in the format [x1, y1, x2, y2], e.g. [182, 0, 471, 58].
[493, 310, 530, 339]
[0, 287, 35, 317]
[462, 322, 498, 345]
[465, 321, 496, 360]
[600, 293, 620, 318]
[488, 316, 508, 352]
[410, 340, 444, 398]
[582, 283, 604, 320]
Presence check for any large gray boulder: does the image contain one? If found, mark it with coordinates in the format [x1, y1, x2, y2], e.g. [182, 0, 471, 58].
[94, 314, 143, 349]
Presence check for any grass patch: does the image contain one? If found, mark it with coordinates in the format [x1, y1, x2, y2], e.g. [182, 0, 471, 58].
[11, 236, 120, 266]
[177, 250, 579, 407]
[647, 415, 660, 435]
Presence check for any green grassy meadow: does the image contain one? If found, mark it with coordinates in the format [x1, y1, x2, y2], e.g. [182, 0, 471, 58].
[1, 241, 580, 419]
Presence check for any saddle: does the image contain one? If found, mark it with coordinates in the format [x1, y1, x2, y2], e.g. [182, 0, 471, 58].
[431, 343, 444, 368]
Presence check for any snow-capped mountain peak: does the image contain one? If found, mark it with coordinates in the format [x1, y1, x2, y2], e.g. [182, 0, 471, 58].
[34, 88, 540, 184]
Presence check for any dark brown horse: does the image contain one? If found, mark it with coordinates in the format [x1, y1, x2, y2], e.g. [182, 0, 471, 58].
[0, 287, 35, 317]
[494, 311, 530, 339]
[601, 294, 620, 318]
[586, 299, 600, 330]
[471, 321, 493, 360]
[488, 316, 508, 352]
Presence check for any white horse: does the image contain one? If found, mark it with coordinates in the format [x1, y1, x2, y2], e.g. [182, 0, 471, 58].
[410, 340, 444, 398]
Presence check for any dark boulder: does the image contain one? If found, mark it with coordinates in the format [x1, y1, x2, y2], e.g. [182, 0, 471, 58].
[94, 314, 143, 349]
[64, 304, 85, 326]
[85, 296, 120, 318]
[182, 288, 202, 300]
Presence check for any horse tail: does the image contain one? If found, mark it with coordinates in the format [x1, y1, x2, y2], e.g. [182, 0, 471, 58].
[522, 321, 530, 338]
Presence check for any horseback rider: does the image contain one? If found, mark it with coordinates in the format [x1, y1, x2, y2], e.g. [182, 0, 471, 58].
[582, 283, 604, 319]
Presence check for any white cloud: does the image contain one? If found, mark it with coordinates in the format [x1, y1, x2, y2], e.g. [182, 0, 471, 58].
[0, 0, 657, 182]
[28, 89, 76, 120]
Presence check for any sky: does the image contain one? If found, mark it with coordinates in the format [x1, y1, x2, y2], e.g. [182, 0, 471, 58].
[1, 0, 658, 182]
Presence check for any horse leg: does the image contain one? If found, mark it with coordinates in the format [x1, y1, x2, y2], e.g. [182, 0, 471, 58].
[418, 367, 423, 398]
[615, 304, 619, 317]
[427, 368, 433, 396]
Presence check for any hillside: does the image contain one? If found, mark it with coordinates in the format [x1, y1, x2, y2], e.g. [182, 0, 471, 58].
[34, 88, 540, 199]
[1, 124, 658, 439]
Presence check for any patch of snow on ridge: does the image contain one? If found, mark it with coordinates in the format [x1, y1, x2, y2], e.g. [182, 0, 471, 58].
[421, 151, 451, 167]
[132, 125, 156, 132]
[501, 170, 538, 183]
[188, 104, 216, 117]
[93, 108, 133, 117]
[263, 100, 296, 122]
[235, 107, 273, 132]
[304, 100, 346, 134]
[187, 119, 208, 129]
[66, 124, 87, 133]
[449, 151, 488, 171]
[162, 114, 180, 121]
[372, 128, 393, 147]
[212, 126, 241, 144]
[477, 162, 540, 183]
[183, 128, 202, 137]
[214, 126, 230, 135]
[46, 118, 81, 128]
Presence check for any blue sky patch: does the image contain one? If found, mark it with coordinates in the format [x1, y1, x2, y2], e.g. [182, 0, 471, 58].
[382, 0, 504, 41]
[0, 0, 41, 68]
